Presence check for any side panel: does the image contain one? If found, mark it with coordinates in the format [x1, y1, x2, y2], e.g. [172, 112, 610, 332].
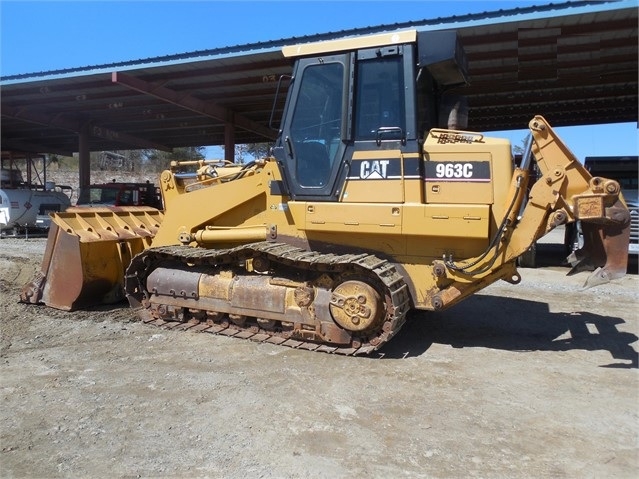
[341, 151, 422, 203]
[288, 202, 488, 241]
[424, 156, 493, 204]
[288, 202, 401, 235]
[423, 132, 514, 225]
[403, 204, 489, 239]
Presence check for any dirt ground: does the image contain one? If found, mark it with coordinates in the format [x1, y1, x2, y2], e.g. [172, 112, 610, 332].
[0, 237, 637, 479]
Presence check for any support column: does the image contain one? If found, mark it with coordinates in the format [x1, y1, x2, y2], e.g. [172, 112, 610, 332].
[224, 118, 235, 163]
[25, 153, 32, 185]
[78, 123, 91, 188]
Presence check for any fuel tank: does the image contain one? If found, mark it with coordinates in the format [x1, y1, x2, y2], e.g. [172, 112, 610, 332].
[0, 186, 71, 233]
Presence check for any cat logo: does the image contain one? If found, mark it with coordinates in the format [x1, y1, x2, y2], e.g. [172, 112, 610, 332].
[360, 160, 390, 179]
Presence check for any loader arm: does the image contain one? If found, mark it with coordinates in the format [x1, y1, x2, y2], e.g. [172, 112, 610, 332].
[151, 161, 268, 248]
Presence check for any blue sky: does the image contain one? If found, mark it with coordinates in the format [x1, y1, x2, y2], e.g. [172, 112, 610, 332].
[1, 0, 637, 160]
[2, 0, 560, 75]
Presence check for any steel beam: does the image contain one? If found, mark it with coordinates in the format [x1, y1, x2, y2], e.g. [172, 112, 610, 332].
[112, 71, 277, 141]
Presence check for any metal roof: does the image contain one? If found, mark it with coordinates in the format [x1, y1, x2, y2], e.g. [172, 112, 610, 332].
[1, 0, 637, 156]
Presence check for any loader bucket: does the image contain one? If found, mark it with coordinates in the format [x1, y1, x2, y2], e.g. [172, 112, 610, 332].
[20, 207, 163, 310]
[566, 203, 631, 288]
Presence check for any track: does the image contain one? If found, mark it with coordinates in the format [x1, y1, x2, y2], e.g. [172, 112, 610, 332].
[125, 242, 411, 355]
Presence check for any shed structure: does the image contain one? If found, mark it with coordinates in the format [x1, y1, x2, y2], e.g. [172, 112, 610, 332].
[1, 0, 637, 186]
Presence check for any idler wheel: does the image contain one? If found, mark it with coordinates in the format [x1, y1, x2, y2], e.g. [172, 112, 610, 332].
[329, 280, 384, 332]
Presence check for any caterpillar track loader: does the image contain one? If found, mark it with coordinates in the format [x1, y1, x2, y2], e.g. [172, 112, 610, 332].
[21, 30, 631, 355]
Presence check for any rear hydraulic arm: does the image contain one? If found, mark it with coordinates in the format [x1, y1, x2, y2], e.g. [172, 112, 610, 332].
[510, 116, 630, 284]
[434, 116, 630, 311]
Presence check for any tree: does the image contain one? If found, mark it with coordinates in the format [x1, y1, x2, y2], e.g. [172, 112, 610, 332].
[513, 134, 531, 157]
[142, 146, 205, 172]
[244, 142, 272, 160]
[222, 143, 273, 163]
[40, 147, 206, 177]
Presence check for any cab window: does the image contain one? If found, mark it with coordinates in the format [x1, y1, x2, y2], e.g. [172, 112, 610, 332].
[355, 57, 405, 141]
[289, 62, 344, 188]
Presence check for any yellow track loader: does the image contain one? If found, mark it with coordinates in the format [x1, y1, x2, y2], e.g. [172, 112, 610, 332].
[21, 30, 631, 355]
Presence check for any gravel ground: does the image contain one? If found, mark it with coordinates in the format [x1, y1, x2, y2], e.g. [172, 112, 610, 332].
[0, 237, 637, 479]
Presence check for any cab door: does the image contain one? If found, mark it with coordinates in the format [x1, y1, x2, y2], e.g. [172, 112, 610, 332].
[274, 54, 350, 200]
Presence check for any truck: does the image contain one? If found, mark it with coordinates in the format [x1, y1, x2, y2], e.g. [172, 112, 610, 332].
[75, 181, 163, 209]
[21, 30, 631, 355]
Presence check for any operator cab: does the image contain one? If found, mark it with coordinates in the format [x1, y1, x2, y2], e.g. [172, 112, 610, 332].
[272, 30, 469, 201]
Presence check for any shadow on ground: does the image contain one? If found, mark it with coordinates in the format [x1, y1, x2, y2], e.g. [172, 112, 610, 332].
[378, 294, 638, 368]
[79, 289, 638, 368]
